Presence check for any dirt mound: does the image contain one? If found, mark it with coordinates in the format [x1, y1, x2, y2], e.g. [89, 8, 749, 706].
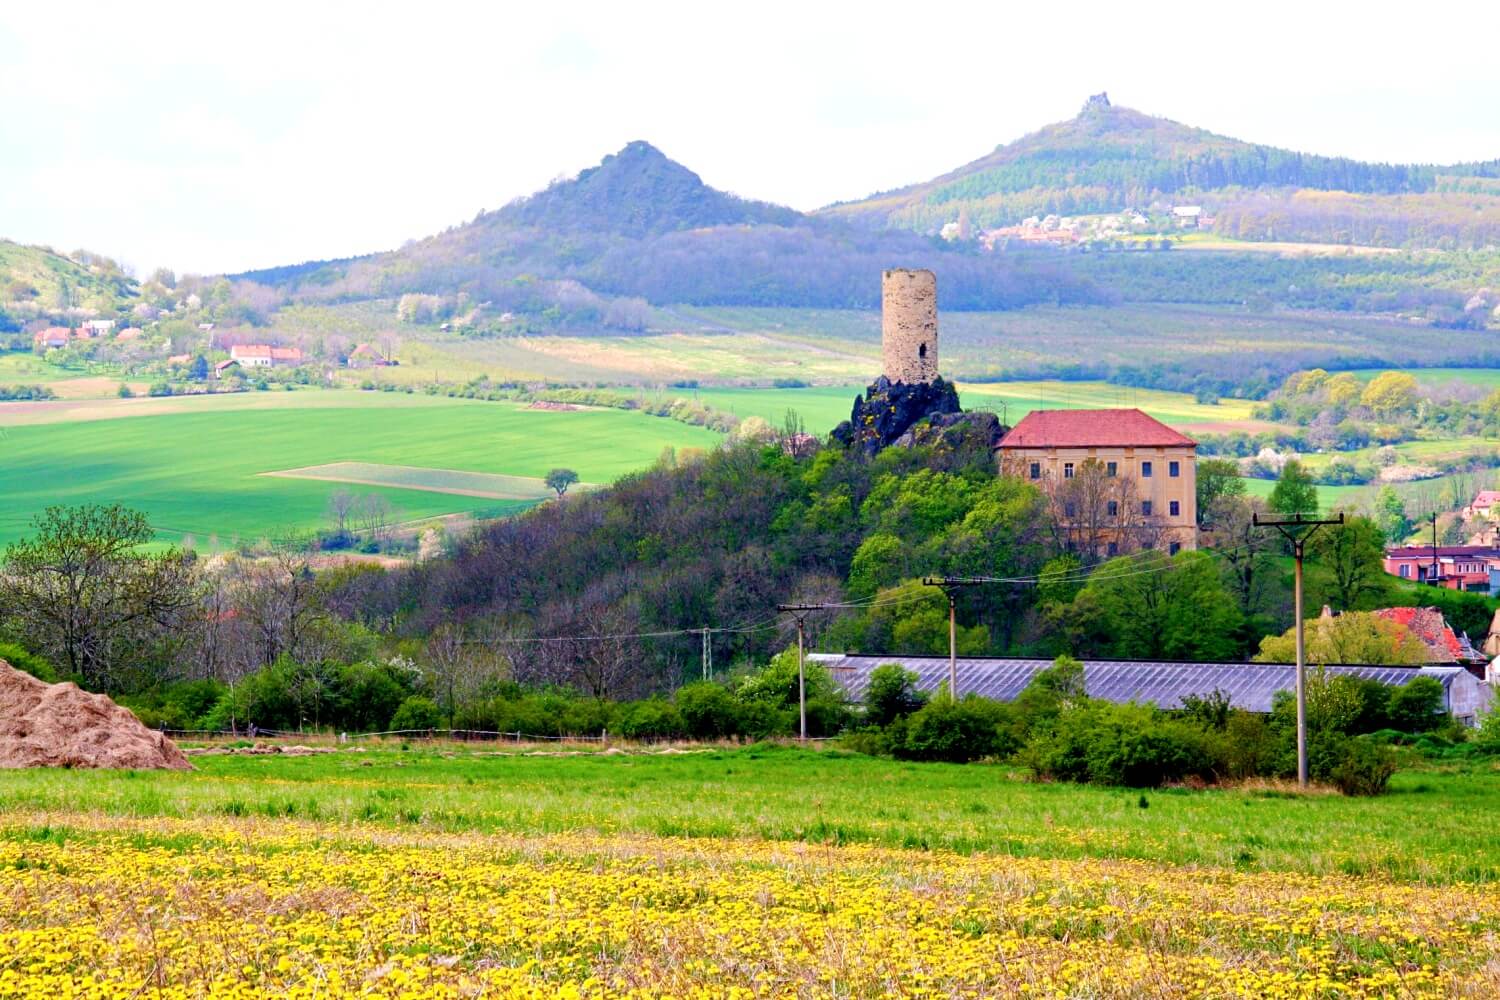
[0, 659, 192, 770]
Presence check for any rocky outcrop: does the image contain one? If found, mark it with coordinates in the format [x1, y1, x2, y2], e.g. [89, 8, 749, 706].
[830, 375, 964, 456]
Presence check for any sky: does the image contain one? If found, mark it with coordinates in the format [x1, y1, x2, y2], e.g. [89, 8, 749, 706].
[2, 0, 1497, 275]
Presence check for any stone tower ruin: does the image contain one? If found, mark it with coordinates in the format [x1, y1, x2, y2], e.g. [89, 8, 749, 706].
[881, 268, 938, 384]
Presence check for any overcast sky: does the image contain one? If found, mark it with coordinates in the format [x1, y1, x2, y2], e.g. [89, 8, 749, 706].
[2, 1, 1496, 275]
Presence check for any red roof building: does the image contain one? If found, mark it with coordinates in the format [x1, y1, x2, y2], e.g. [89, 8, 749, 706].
[998, 408, 1196, 449]
[1370, 606, 1487, 672]
[996, 408, 1198, 556]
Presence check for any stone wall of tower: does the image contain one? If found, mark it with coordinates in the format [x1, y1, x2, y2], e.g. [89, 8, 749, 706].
[881, 268, 938, 384]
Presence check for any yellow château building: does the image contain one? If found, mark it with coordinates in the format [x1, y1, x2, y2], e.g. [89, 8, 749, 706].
[997, 408, 1198, 556]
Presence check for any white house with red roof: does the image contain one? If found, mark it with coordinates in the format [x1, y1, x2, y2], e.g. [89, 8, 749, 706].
[997, 408, 1198, 555]
[230, 344, 304, 368]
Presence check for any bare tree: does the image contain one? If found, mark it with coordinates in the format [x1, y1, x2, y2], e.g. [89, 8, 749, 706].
[1041, 459, 1147, 562]
[232, 548, 325, 667]
[355, 494, 395, 545]
[1207, 494, 1277, 617]
[327, 489, 357, 541]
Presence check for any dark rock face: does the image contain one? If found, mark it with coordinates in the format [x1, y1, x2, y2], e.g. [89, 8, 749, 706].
[894, 410, 1006, 452]
[830, 376, 964, 456]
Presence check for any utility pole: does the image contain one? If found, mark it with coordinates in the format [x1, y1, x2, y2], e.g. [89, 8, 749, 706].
[922, 577, 986, 701]
[700, 627, 712, 681]
[1252, 511, 1344, 787]
[777, 605, 825, 741]
[1430, 512, 1439, 585]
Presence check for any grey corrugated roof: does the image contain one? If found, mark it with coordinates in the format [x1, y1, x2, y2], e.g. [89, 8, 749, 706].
[809, 653, 1468, 714]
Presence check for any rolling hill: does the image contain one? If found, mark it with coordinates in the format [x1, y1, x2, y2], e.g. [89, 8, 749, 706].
[231, 140, 1100, 320]
[0, 241, 139, 332]
[822, 93, 1500, 248]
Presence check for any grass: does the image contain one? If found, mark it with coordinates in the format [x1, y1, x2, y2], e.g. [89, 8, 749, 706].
[3, 747, 1498, 995]
[1, 746, 1496, 885]
[0, 390, 718, 545]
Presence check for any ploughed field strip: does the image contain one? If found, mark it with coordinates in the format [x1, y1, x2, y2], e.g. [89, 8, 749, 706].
[2, 813, 1498, 998]
[260, 463, 583, 501]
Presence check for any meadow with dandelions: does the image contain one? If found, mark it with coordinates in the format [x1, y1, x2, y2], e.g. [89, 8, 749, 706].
[2, 745, 1499, 997]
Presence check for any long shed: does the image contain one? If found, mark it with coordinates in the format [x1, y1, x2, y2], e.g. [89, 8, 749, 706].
[809, 654, 1494, 725]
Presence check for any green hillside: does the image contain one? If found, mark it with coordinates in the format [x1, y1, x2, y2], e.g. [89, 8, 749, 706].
[0, 240, 139, 325]
[822, 94, 1500, 248]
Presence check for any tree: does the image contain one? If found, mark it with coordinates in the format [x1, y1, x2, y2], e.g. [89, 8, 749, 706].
[546, 468, 580, 499]
[0, 505, 199, 690]
[189, 355, 209, 381]
[1069, 550, 1243, 661]
[1359, 371, 1418, 417]
[1196, 458, 1245, 527]
[1207, 494, 1278, 618]
[1309, 515, 1390, 611]
[1373, 486, 1411, 544]
[1268, 459, 1319, 516]
[1254, 611, 1428, 665]
[326, 489, 357, 543]
[863, 662, 928, 727]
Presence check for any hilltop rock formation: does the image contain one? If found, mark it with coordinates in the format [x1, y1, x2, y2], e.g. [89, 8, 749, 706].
[0, 659, 192, 770]
[830, 375, 963, 456]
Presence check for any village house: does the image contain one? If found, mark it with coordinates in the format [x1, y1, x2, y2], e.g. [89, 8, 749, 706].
[997, 408, 1198, 555]
[1382, 544, 1500, 591]
[345, 343, 389, 368]
[230, 344, 303, 368]
[1171, 205, 1203, 227]
[32, 327, 71, 349]
[1464, 490, 1500, 519]
[79, 319, 115, 336]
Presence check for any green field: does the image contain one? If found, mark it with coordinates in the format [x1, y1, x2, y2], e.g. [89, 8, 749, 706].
[0, 391, 718, 546]
[263, 462, 576, 500]
[0, 746, 1495, 883]
[6, 746, 1499, 996]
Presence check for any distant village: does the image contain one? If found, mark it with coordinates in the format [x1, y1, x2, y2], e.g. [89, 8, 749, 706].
[940, 204, 1216, 250]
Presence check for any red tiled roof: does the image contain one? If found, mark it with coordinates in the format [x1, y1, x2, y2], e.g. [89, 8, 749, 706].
[998, 408, 1196, 449]
[1373, 606, 1465, 660]
[1471, 491, 1500, 507]
[1387, 546, 1499, 559]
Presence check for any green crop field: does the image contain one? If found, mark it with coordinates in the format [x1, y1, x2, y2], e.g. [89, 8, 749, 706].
[0, 391, 718, 546]
[2, 746, 1497, 883]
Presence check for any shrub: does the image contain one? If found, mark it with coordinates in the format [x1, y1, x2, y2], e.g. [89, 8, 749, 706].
[1386, 677, 1445, 733]
[675, 682, 741, 739]
[1329, 736, 1399, 796]
[619, 699, 684, 740]
[896, 696, 1012, 763]
[863, 663, 928, 727]
[0, 641, 58, 683]
[389, 696, 444, 732]
[1023, 702, 1216, 787]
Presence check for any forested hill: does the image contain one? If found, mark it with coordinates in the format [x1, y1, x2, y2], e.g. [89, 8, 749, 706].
[495, 140, 802, 237]
[232, 141, 1100, 315]
[822, 94, 1500, 244]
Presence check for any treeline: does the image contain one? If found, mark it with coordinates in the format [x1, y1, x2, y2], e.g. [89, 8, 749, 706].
[1215, 191, 1500, 250]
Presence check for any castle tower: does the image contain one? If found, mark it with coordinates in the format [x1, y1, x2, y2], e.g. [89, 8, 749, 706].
[881, 268, 938, 384]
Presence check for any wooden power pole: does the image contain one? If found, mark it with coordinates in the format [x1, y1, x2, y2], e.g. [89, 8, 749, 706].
[1252, 511, 1344, 787]
[777, 605, 826, 741]
[921, 577, 986, 701]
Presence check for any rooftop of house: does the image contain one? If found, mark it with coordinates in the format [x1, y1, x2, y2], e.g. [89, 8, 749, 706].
[1471, 491, 1500, 506]
[997, 408, 1196, 450]
[1369, 606, 1485, 664]
[1386, 545, 1500, 559]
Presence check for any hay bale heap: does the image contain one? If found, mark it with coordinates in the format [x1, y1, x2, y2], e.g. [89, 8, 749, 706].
[0, 659, 192, 770]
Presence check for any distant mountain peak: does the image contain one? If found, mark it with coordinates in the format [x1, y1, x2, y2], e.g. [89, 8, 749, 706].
[497, 141, 799, 238]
